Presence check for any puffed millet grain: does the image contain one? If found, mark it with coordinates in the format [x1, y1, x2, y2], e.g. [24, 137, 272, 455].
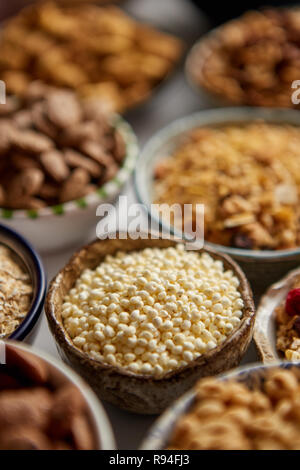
[62, 245, 244, 377]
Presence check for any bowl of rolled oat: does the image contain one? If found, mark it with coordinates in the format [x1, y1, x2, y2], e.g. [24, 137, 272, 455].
[141, 362, 300, 450]
[254, 267, 300, 364]
[45, 231, 255, 414]
[0, 82, 138, 253]
[0, 223, 46, 343]
[185, 8, 300, 109]
[135, 107, 300, 296]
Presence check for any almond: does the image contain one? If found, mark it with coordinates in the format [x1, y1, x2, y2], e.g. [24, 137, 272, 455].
[40, 150, 70, 182]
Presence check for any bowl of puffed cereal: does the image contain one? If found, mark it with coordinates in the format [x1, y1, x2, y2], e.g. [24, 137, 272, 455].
[135, 107, 300, 296]
[45, 231, 255, 414]
[0, 223, 46, 343]
[141, 362, 300, 450]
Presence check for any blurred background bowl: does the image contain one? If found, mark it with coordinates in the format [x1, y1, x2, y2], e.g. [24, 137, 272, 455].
[140, 360, 297, 449]
[0, 223, 46, 343]
[188, 0, 299, 25]
[1, 116, 138, 254]
[134, 107, 300, 298]
[3, 341, 116, 449]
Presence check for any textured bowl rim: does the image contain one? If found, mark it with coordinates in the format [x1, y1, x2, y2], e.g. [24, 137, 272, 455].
[3, 340, 116, 449]
[0, 115, 138, 221]
[45, 231, 255, 382]
[254, 266, 300, 363]
[134, 106, 300, 261]
[140, 359, 297, 450]
[0, 223, 47, 341]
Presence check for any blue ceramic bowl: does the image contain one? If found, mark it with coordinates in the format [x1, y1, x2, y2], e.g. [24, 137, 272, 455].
[0, 224, 46, 342]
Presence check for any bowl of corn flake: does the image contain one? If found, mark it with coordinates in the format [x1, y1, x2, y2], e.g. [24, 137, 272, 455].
[135, 107, 300, 296]
[0, 224, 46, 342]
[141, 362, 300, 450]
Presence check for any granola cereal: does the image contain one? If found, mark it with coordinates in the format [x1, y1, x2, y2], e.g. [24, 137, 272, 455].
[0, 82, 127, 209]
[189, 8, 300, 109]
[154, 122, 300, 250]
[0, 1, 183, 112]
[0, 245, 33, 338]
[276, 279, 300, 361]
[168, 368, 300, 450]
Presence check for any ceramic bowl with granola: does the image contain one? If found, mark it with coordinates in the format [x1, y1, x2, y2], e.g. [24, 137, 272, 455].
[186, 8, 300, 109]
[135, 107, 300, 295]
[141, 362, 300, 450]
[0, 82, 138, 252]
[254, 266, 300, 364]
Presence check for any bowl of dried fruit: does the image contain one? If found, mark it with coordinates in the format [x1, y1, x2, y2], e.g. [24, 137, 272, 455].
[0, 83, 138, 253]
[135, 107, 300, 297]
[0, 341, 115, 449]
[141, 362, 300, 450]
[0, 223, 46, 343]
[254, 267, 300, 364]
[185, 8, 300, 109]
[45, 231, 255, 414]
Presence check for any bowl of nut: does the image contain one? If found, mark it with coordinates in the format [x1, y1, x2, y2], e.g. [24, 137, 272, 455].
[141, 362, 300, 450]
[185, 8, 300, 109]
[45, 231, 255, 414]
[254, 267, 300, 364]
[0, 82, 138, 253]
[0, 1, 183, 112]
[0, 341, 115, 449]
[135, 106, 300, 296]
[0, 223, 46, 343]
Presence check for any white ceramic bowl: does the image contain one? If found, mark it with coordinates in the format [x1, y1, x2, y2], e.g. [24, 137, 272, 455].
[3, 340, 116, 449]
[1, 116, 138, 253]
[254, 267, 300, 363]
[140, 361, 298, 450]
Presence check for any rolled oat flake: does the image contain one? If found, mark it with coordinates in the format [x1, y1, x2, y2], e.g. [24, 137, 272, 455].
[0, 245, 33, 338]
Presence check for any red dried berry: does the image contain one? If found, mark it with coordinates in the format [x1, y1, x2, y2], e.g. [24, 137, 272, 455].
[285, 288, 300, 316]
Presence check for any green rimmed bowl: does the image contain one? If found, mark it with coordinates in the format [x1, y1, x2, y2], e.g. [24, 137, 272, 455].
[1, 116, 138, 253]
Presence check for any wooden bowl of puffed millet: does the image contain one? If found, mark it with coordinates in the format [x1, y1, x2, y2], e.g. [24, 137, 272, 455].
[45, 232, 255, 415]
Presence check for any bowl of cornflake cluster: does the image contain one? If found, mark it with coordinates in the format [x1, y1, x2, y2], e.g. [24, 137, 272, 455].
[0, 82, 138, 252]
[135, 107, 300, 296]
[45, 232, 255, 414]
[141, 363, 300, 450]
[254, 267, 300, 364]
[0, 341, 115, 449]
[0, 223, 46, 343]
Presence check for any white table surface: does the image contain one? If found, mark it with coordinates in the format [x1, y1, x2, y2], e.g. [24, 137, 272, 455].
[33, 0, 259, 450]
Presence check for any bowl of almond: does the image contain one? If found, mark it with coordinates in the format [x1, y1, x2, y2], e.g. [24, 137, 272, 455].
[135, 107, 300, 296]
[141, 362, 300, 450]
[0, 341, 115, 449]
[0, 82, 138, 253]
[45, 231, 255, 414]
